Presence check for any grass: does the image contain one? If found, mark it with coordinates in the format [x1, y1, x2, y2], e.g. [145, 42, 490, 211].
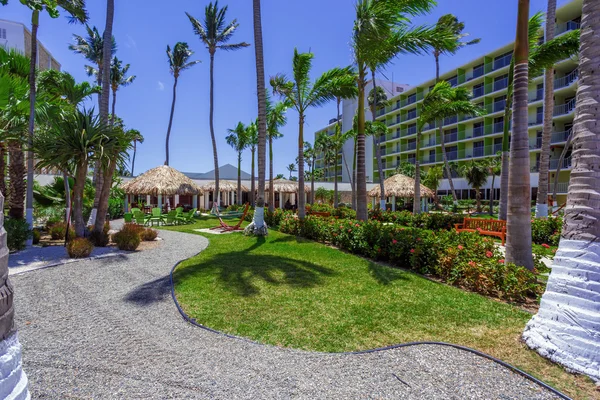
[163, 216, 598, 399]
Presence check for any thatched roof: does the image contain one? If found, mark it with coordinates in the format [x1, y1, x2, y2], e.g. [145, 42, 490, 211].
[368, 173, 435, 198]
[200, 180, 249, 192]
[266, 178, 310, 193]
[121, 165, 202, 196]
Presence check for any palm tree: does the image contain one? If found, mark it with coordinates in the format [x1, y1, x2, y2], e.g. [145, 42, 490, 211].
[226, 122, 248, 205]
[486, 154, 502, 215]
[505, 0, 533, 271]
[129, 129, 144, 176]
[432, 14, 480, 203]
[286, 163, 297, 180]
[422, 164, 443, 207]
[266, 95, 288, 212]
[459, 160, 488, 213]
[523, 0, 600, 381]
[275, 173, 285, 180]
[271, 50, 354, 220]
[109, 56, 136, 126]
[165, 42, 200, 166]
[413, 81, 485, 214]
[303, 142, 316, 205]
[187, 2, 250, 212]
[246, 122, 258, 207]
[368, 85, 389, 209]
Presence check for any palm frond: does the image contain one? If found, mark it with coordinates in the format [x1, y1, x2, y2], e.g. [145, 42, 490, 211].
[529, 29, 579, 77]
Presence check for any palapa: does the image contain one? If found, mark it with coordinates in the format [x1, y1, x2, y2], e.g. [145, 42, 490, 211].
[121, 165, 202, 196]
[368, 173, 434, 198]
[200, 180, 248, 193]
[265, 178, 310, 193]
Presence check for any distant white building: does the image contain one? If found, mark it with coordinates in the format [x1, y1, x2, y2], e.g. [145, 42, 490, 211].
[0, 18, 61, 70]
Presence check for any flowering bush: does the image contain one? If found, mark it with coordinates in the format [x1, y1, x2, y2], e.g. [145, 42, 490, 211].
[531, 216, 562, 246]
[368, 209, 464, 231]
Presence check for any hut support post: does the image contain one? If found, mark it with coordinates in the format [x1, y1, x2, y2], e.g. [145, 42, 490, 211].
[279, 191, 283, 209]
[205, 194, 209, 210]
[175, 195, 180, 207]
[146, 195, 151, 207]
[193, 195, 198, 209]
[291, 193, 296, 207]
[157, 194, 162, 210]
[392, 196, 396, 212]
[372, 197, 375, 209]
[124, 195, 128, 213]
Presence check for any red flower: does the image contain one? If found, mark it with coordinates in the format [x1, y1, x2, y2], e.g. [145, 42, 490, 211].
[355, 224, 360, 227]
[417, 237, 421, 241]
[348, 229, 352, 233]
[458, 245, 464, 250]
[498, 259, 505, 264]
[542, 243, 550, 249]
[468, 261, 476, 267]
[392, 239, 398, 244]
[410, 249, 415, 253]
[486, 251, 493, 258]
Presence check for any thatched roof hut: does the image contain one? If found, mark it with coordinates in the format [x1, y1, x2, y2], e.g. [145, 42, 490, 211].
[266, 178, 310, 193]
[368, 173, 435, 198]
[200, 180, 248, 192]
[121, 165, 202, 196]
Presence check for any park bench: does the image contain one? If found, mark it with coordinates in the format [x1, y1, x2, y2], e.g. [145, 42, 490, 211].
[307, 211, 331, 218]
[454, 218, 507, 246]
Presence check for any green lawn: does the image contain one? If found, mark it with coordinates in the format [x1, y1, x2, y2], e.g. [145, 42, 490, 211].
[163, 216, 597, 399]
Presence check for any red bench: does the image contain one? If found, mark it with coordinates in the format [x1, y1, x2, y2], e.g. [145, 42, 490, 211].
[455, 218, 507, 246]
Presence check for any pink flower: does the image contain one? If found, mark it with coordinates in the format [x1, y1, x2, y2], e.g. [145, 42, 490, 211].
[355, 224, 360, 227]
[410, 249, 415, 253]
[468, 261, 476, 267]
[458, 245, 464, 250]
[348, 229, 352, 233]
[486, 251, 493, 258]
[542, 243, 550, 249]
[498, 259, 505, 264]
[417, 237, 421, 241]
[392, 239, 398, 244]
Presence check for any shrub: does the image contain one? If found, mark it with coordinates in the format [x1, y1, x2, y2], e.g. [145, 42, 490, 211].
[67, 237, 94, 258]
[32, 229, 41, 245]
[112, 223, 142, 251]
[49, 222, 75, 240]
[140, 228, 158, 241]
[89, 230, 110, 247]
[108, 198, 124, 219]
[5, 218, 33, 251]
[532, 216, 562, 246]
[331, 205, 356, 220]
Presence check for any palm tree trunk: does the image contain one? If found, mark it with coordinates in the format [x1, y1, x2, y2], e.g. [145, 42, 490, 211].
[297, 115, 306, 220]
[25, 10, 39, 244]
[535, 0, 557, 218]
[0, 143, 6, 197]
[251, 148, 256, 207]
[523, 0, 600, 380]
[499, 62, 515, 221]
[370, 71, 386, 210]
[353, 138, 358, 210]
[506, 0, 533, 271]
[165, 76, 178, 166]
[94, 159, 117, 233]
[269, 135, 274, 212]
[475, 186, 482, 212]
[72, 160, 88, 237]
[334, 97, 343, 208]
[413, 129, 422, 214]
[435, 54, 457, 204]
[489, 174, 495, 215]
[8, 141, 24, 220]
[342, 147, 354, 207]
[110, 87, 117, 126]
[237, 152, 242, 205]
[310, 158, 315, 205]
[356, 68, 367, 221]
[63, 172, 71, 223]
[131, 141, 137, 176]
[209, 52, 220, 210]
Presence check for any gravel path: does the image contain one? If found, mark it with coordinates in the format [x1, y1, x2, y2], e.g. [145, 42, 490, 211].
[12, 225, 561, 399]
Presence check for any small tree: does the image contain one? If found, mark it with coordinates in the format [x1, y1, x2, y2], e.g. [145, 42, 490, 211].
[226, 122, 248, 205]
[459, 160, 488, 213]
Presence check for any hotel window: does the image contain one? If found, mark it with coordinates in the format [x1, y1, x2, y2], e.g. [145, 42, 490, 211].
[0, 29, 6, 39]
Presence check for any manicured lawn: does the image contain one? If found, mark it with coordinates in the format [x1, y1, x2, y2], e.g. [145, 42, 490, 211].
[163, 215, 597, 399]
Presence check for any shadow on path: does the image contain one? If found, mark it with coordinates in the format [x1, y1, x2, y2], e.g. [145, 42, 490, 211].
[124, 275, 171, 306]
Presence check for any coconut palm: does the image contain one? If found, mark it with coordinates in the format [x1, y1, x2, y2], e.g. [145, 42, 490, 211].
[109, 56, 136, 125]
[129, 129, 143, 176]
[486, 154, 502, 216]
[459, 160, 488, 213]
[286, 163, 297, 180]
[275, 173, 285, 180]
[271, 50, 355, 220]
[413, 81, 485, 214]
[266, 95, 288, 212]
[246, 122, 258, 207]
[165, 42, 200, 166]
[187, 2, 250, 212]
[226, 122, 248, 205]
[505, 0, 533, 270]
[368, 85, 389, 209]
[422, 165, 443, 206]
[523, 0, 600, 381]
[303, 142, 315, 205]
[432, 14, 480, 203]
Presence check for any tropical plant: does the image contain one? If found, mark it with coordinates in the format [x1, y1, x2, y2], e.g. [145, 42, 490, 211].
[266, 95, 288, 212]
[187, 1, 250, 211]
[275, 173, 285, 180]
[226, 122, 248, 205]
[129, 129, 143, 176]
[246, 121, 258, 207]
[523, 0, 600, 382]
[459, 160, 488, 213]
[271, 49, 354, 220]
[303, 142, 316, 205]
[432, 14, 480, 203]
[487, 154, 502, 215]
[286, 163, 297, 180]
[413, 81, 485, 213]
[395, 160, 417, 178]
[109, 56, 135, 125]
[164, 42, 200, 166]
[422, 165, 443, 206]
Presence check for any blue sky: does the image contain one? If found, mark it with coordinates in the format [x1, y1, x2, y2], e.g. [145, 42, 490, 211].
[2, 0, 570, 177]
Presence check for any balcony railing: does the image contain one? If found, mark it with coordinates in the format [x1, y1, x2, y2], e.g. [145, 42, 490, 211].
[444, 115, 458, 126]
[551, 129, 571, 144]
[493, 121, 505, 133]
[555, 20, 580, 36]
[549, 157, 572, 169]
[548, 182, 569, 194]
[472, 87, 485, 99]
[421, 138, 436, 147]
[493, 143, 503, 154]
[420, 154, 438, 164]
[386, 161, 400, 169]
[405, 142, 417, 151]
[493, 54, 513, 70]
[493, 77, 509, 92]
[554, 69, 579, 90]
[529, 137, 543, 149]
[376, 108, 386, 117]
[491, 100, 506, 113]
[386, 131, 400, 141]
[406, 111, 418, 120]
[406, 126, 417, 136]
[446, 151, 458, 161]
[529, 88, 544, 102]
[554, 99, 576, 116]
[444, 133, 458, 143]
[473, 147, 485, 157]
[529, 117, 543, 126]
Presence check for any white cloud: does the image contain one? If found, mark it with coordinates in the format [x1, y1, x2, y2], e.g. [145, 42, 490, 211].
[157, 81, 165, 91]
[125, 34, 137, 49]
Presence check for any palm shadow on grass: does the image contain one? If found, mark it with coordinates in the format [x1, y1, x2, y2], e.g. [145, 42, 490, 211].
[173, 248, 336, 297]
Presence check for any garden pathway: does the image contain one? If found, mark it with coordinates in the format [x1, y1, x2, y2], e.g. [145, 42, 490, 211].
[12, 224, 561, 399]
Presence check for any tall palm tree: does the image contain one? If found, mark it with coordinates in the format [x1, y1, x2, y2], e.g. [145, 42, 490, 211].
[523, 0, 600, 381]
[271, 49, 355, 220]
[505, 0, 533, 271]
[226, 122, 248, 205]
[486, 154, 502, 215]
[413, 81, 484, 213]
[535, 0, 557, 218]
[187, 2, 250, 212]
[246, 122, 258, 207]
[459, 160, 488, 213]
[129, 129, 143, 176]
[368, 85, 389, 209]
[165, 43, 200, 166]
[422, 164, 443, 207]
[286, 163, 297, 180]
[109, 56, 136, 126]
[432, 14, 480, 203]
[303, 142, 315, 205]
[266, 95, 288, 212]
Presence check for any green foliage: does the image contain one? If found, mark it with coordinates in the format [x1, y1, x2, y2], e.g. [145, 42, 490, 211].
[112, 223, 142, 251]
[108, 197, 124, 219]
[5, 218, 33, 251]
[88, 222, 110, 247]
[49, 222, 74, 240]
[140, 228, 158, 241]
[32, 228, 41, 245]
[531, 216, 562, 246]
[67, 238, 94, 259]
